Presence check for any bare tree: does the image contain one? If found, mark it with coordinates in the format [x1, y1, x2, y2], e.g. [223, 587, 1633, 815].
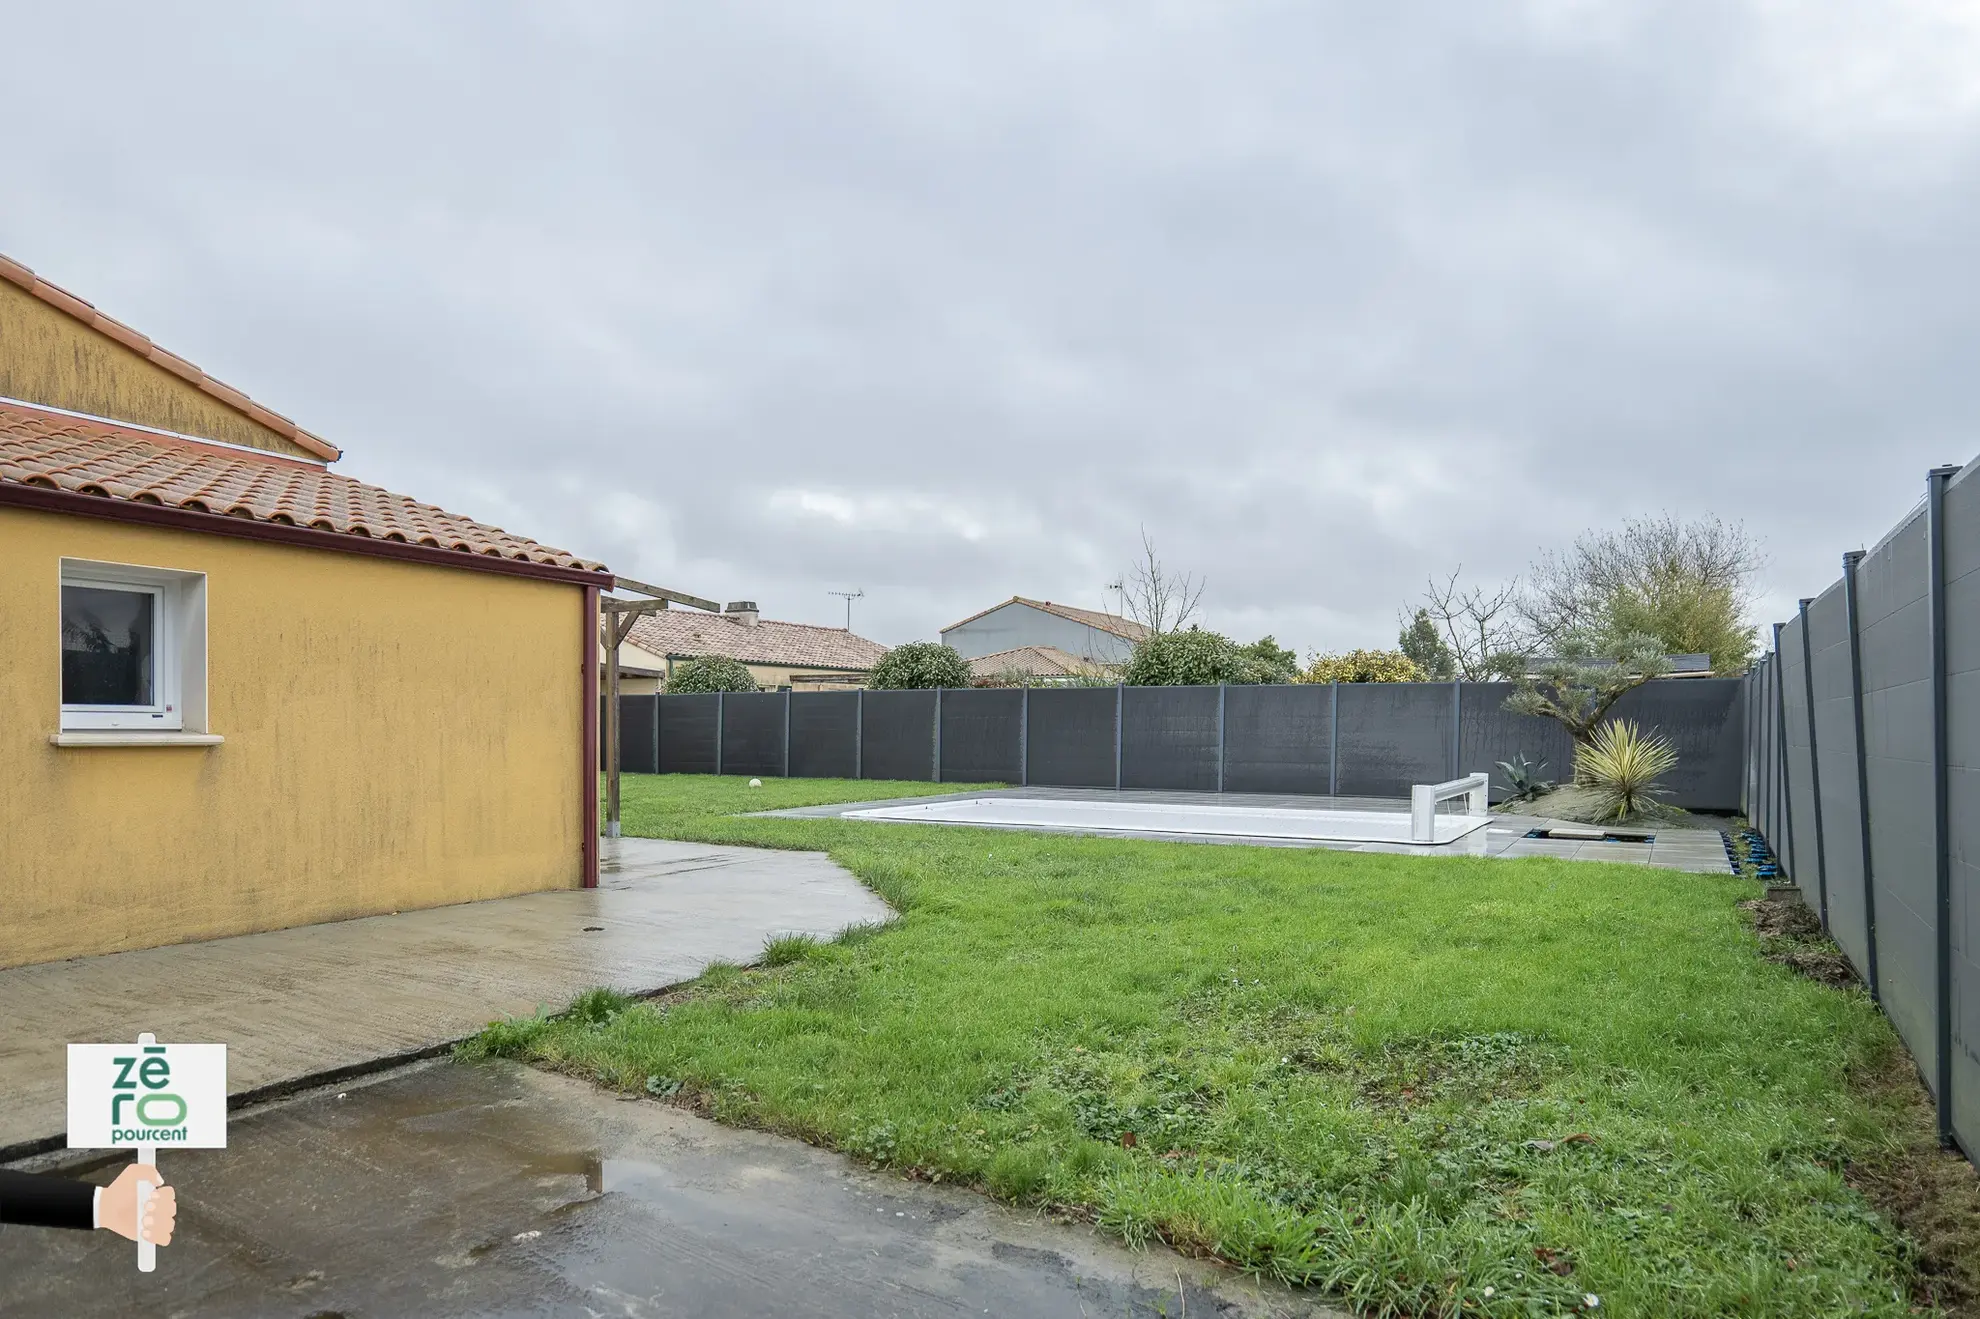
[1119, 528, 1205, 636]
[1519, 515, 1765, 667]
[1419, 567, 1526, 680]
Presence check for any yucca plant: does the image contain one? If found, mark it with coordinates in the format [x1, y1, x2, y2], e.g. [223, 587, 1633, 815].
[1575, 718, 1677, 821]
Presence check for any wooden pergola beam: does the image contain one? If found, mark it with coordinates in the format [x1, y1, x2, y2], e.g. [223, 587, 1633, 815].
[599, 587, 718, 840]
[611, 576, 721, 613]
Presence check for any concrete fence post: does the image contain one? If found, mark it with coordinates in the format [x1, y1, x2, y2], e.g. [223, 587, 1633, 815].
[1842, 549, 1880, 1005]
[1928, 464, 1960, 1147]
[1329, 681, 1340, 797]
[1761, 657, 1772, 841]
[1798, 598, 1830, 931]
[1772, 624, 1794, 881]
[1216, 682, 1227, 793]
[1020, 685, 1029, 787]
[1114, 684, 1124, 791]
[1451, 679, 1462, 781]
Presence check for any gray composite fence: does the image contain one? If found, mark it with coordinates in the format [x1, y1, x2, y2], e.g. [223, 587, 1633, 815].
[1745, 459, 1978, 1160]
[617, 677, 1747, 809]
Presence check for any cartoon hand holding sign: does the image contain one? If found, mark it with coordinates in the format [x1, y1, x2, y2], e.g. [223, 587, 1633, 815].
[66, 1033, 225, 1271]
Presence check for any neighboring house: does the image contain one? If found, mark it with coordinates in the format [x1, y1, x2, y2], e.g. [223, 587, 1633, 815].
[620, 601, 888, 691]
[0, 253, 612, 968]
[966, 645, 1096, 686]
[940, 596, 1150, 665]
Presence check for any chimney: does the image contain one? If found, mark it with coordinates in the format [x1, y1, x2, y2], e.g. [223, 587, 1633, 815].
[724, 600, 759, 627]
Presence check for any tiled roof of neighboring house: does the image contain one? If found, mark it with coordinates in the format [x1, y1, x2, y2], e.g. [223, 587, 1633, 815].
[941, 596, 1152, 641]
[625, 609, 889, 672]
[0, 253, 341, 462]
[0, 401, 603, 571]
[967, 645, 1095, 680]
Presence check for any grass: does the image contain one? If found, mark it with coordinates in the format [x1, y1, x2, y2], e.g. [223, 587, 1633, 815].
[466, 773, 1961, 1317]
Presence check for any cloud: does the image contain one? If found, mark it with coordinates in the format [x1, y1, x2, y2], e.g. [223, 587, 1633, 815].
[5, 0, 1978, 651]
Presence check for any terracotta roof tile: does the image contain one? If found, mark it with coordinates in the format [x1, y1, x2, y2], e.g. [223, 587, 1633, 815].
[966, 645, 1097, 679]
[0, 402, 602, 571]
[625, 609, 888, 672]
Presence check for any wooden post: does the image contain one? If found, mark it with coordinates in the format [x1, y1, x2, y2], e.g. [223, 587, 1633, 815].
[600, 598, 669, 839]
[582, 585, 600, 889]
[605, 611, 622, 839]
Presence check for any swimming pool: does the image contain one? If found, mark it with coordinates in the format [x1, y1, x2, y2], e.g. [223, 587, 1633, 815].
[842, 796, 1493, 846]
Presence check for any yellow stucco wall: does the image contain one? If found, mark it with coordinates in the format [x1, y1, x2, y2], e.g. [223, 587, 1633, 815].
[0, 280, 315, 459]
[0, 507, 585, 967]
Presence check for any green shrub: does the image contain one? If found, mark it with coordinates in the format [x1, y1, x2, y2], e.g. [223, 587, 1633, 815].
[868, 641, 972, 689]
[1575, 718, 1677, 821]
[1298, 648, 1425, 683]
[1238, 635, 1301, 684]
[665, 655, 760, 693]
[1121, 627, 1268, 686]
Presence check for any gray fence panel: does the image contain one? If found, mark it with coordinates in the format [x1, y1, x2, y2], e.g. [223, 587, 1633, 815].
[861, 689, 937, 781]
[1778, 616, 1818, 896]
[1335, 682, 1452, 798]
[1608, 680, 1747, 812]
[1121, 685, 1221, 791]
[627, 695, 658, 773]
[1808, 584, 1869, 969]
[1457, 682, 1575, 803]
[1220, 684, 1332, 794]
[658, 693, 719, 774]
[1026, 687, 1119, 788]
[720, 692, 787, 778]
[789, 692, 859, 779]
[604, 695, 660, 773]
[1857, 509, 1940, 1088]
[940, 688, 1024, 784]
[1782, 653, 1797, 843]
[1942, 467, 1980, 1152]
[1758, 661, 1774, 835]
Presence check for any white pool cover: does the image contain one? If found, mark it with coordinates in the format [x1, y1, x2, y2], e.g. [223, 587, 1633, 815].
[844, 797, 1493, 846]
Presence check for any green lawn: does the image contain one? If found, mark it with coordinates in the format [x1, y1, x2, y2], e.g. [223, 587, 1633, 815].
[472, 774, 1928, 1317]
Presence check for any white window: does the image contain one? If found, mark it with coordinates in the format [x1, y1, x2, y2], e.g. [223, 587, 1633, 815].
[59, 559, 207, 733]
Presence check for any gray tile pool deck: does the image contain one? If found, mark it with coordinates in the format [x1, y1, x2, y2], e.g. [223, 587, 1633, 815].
[765, 786, 1736, 873]
[0, 837, 889, 1158]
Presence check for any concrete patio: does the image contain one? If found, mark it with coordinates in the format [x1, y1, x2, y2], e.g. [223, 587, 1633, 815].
[768, 786, 1735, 872]
[0, 837, 888, 1158]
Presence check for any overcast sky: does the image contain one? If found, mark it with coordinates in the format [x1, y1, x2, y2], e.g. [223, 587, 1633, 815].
[7, 2, 1979, 653]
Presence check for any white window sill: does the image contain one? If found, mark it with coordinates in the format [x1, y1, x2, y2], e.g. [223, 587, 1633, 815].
[49, 732, 224, 748]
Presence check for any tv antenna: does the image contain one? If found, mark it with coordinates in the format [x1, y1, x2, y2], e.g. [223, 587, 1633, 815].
[829, 588, 864, 630]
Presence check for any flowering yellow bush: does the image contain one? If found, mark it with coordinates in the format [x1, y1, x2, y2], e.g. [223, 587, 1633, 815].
[1298, 648, 1426, 683]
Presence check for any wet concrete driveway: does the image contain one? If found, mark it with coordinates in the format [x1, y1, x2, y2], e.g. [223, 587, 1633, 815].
[0, 838, 888, 1157]
[0, 1059, 1336, 1318]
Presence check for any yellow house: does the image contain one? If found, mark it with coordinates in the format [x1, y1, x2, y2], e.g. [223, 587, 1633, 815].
[0, 254, 610, 968]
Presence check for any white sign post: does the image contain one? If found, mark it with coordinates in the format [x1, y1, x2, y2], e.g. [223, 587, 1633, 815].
[67, 1033, 226, 1272]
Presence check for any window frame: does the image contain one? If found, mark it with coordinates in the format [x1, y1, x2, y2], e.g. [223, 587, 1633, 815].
[58, 558, 207, 734]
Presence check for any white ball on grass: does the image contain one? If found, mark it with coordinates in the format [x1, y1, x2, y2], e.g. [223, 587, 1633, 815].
[748, 778, 763, 788]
